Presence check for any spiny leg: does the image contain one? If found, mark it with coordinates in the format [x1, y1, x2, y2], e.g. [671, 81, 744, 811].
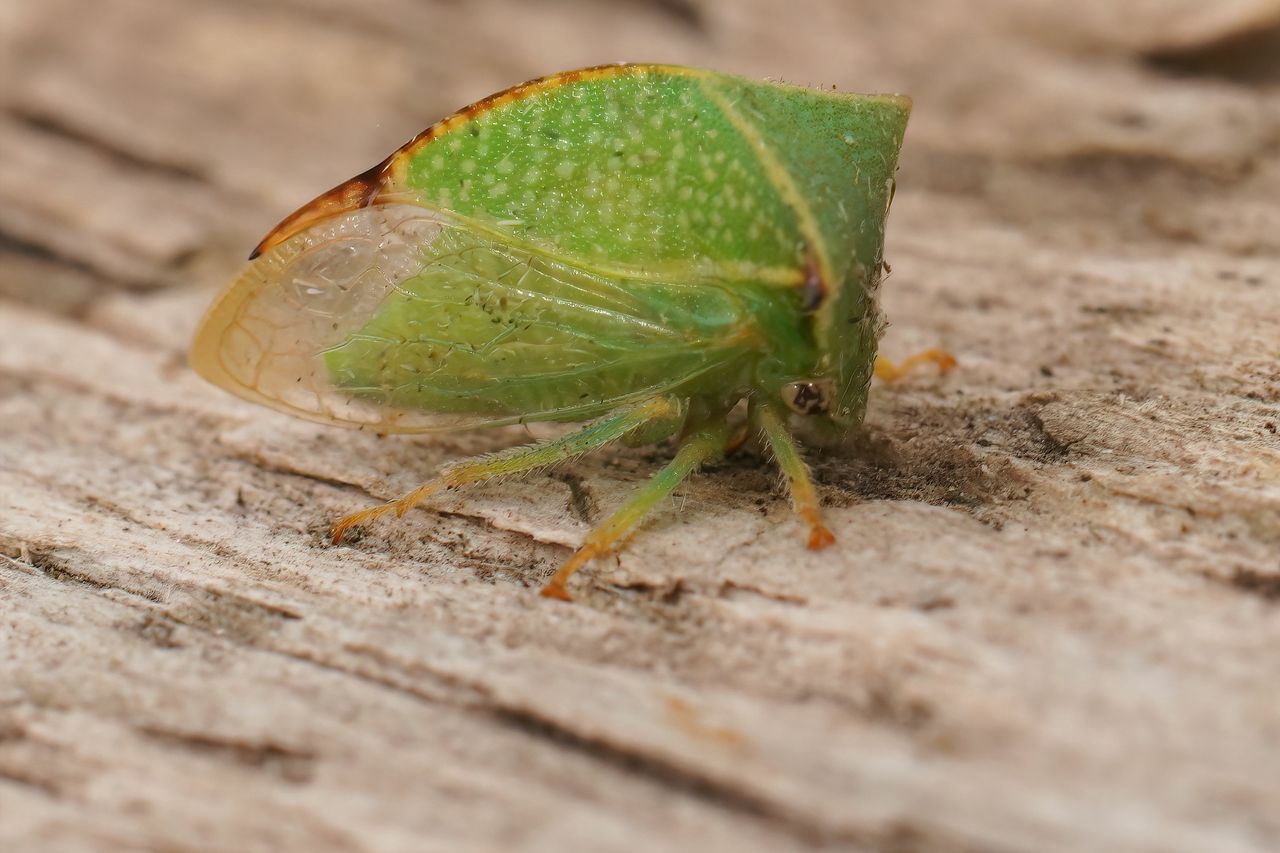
[331, 395, 684, 543]
[751, 400, 835, 550]
[541, 422, 730, 601]
[874, 348, 957, 382]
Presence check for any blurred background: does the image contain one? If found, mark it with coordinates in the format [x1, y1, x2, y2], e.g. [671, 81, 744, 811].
[2, 0, 1277, 319]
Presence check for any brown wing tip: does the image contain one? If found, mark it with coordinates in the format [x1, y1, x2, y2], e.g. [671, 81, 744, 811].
[249, 156, 392, 259]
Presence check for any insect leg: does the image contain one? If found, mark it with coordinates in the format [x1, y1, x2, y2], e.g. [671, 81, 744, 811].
[540, 421, 730, 601]
[874, 348, 957, 382]
[330, 395, 685, 544]
[723, 422, 751, 456]
[750, 400, 835, 551]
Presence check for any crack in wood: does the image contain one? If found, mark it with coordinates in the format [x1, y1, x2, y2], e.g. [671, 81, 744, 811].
[486, 704, 842, 845]
[133, 725, 316, 783]
[8, 106, 208, 184]
[119, 622, 859, 847]
[0, 229, 103, 279]
[1224, 567, 1280, 602]
[0, 765, 62, 797]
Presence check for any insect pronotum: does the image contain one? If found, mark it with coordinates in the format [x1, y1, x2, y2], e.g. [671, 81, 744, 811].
[190, 63, 936, 600]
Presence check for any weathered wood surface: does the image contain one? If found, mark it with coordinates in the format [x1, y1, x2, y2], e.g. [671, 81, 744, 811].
[2, 1, 1280, 850]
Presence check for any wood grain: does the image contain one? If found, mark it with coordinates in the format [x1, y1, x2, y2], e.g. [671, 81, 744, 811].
[2, 1, 1279, 850]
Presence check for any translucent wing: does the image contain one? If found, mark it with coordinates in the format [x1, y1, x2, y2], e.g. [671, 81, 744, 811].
[245, 64, 910, 426]
[190, 205, 755, 432]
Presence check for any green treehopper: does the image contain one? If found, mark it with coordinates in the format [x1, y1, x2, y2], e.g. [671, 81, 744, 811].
[190, 63, 949, 600]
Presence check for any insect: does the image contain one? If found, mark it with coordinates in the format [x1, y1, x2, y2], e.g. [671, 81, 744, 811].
[190, 63, 945, 600]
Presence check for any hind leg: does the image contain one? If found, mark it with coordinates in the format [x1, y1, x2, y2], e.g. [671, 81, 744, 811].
[331, 396, 685, 543]
[541, 421, 730, 600]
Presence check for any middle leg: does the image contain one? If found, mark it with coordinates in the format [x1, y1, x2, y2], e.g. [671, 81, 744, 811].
[540, 421, 731, 600]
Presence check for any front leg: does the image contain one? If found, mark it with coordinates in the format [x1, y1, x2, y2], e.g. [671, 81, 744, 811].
[750, 400, 835, 550]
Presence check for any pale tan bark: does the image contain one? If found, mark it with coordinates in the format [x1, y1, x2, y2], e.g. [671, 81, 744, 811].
[2, 1, 1279, 850]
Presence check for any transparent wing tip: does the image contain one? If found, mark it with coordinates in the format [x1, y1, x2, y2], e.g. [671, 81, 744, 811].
[190, 204, 448, 429]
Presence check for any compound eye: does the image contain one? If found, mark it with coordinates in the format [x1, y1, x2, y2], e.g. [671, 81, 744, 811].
[782, 379, 834, 416]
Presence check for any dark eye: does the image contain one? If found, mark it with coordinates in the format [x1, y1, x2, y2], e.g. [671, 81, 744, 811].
[782, 380, 833, 415]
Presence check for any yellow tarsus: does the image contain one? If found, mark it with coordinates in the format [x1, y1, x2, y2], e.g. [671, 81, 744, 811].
[802, 508, 836, 550]
[540, 546, 601, 601]
[874, 348, 957, 382]
[330, 480, 447, 544]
